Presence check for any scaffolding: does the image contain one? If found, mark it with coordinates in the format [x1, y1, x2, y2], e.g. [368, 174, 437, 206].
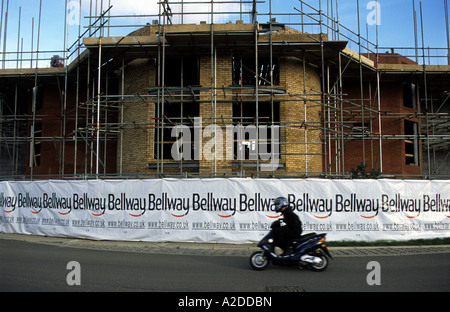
[0, 0, 449, 180]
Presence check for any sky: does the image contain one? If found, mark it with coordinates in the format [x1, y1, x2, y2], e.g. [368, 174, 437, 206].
[0, 0, 449, 68]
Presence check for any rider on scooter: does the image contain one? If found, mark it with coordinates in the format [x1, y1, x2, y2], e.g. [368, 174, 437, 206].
[273, 197, 303, 255]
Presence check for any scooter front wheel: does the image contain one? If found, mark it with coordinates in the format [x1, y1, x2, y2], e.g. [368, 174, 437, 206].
[249, 251, 269, 271]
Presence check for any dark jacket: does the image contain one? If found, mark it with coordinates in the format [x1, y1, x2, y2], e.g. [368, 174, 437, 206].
[282, 207, 302, 237]
[272, 207, 302, 250]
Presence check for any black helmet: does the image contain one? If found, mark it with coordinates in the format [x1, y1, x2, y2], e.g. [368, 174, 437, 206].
[274, 197, 288, 213]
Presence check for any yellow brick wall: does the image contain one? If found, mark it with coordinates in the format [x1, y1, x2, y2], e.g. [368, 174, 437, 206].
[279, 57, 323, 175]
[120, 58, 154, 174]
[199, 54, 234, 175]
[120, 53, 323, 176]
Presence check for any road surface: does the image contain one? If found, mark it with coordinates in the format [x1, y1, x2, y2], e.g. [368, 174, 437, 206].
[0, 238, 449, 293]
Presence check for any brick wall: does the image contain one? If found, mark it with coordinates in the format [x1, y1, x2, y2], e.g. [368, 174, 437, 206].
[199, 54, 233, 175]
[332, 79, 422, 177]
[279, 57, 323, 175]
[120, 58, 154, 174]
[120, 52, 324, 177]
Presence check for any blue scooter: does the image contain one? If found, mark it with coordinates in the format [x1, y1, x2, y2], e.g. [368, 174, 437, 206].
[249, 221, 332, 272]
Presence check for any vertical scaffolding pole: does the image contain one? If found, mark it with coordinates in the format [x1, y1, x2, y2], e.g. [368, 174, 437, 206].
[445, 0, 450, 65]
[413, 0, 419, 63]
[338, 52, 345, 174]
[210, 0, 215, 177]
[420, 2, 431, 178]
[73, 0, 82, 176]
[335, 0, 340, 40]
[104, 69, 109, 176]
[319, 0, 328, 177]
[376, 71, 383, 173]
[96, 39, 102, 177]
[12, 83, 17, 175]
[119, 56, 124, 176]
[303, 51, 308, 175]
[269, 0, 276, 176]
[356, 0, 366, 165]
[0, 0, 4, 66]
[2, 0, 9, 69]
[30, 0, 42, 179]
[254, 3, 260, 177]
[16, 6, 20, 68]
[376, 0, 383, 174]
[30, 17, 34, 68]
[62, 0, 68, 176]
[160, 1, 169, 175]
[85, 54, 90, 176]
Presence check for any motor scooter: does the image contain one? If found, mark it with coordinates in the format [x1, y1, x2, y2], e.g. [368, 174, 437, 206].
[249, 220, 332, 272]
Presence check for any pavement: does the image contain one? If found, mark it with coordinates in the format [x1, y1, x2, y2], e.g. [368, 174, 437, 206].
[2, 233, 450, 257]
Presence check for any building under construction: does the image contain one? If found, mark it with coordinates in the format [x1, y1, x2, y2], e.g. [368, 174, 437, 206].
[0, 0, 449, 180]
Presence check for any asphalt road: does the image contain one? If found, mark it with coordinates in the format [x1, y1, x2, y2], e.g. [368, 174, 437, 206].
[0, 239, 449, 293]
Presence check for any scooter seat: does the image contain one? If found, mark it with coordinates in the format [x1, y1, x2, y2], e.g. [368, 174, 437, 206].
[291, 233, 317, 245]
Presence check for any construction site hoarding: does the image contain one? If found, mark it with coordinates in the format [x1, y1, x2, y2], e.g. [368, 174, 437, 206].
[1, 178, 449, 243]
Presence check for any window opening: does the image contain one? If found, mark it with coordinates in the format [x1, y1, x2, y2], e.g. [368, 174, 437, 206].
[403, 82, 417, 109]
[232, 101, 280, 160]
[232, 56, 280, 87]
[158, 56, 199, 87]
[155, 101, 199, 160]
[405, 120, 419, 165]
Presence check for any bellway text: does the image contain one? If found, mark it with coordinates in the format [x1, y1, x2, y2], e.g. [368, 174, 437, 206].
[1, 192, 449, 218]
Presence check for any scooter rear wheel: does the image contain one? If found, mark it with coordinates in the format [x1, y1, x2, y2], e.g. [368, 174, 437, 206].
[310, 255, 328, 272]
[249, 251, 269, 271]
